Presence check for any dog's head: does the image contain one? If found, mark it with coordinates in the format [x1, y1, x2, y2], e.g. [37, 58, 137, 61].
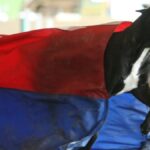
[105, 8, 150, 105]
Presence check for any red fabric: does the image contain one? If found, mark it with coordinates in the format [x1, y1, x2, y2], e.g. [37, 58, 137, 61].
[0, 24, 118, 99]
[114, 21, 132, 32]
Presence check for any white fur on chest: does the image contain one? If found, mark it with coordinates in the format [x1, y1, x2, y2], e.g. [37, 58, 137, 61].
[118, 48, 150, 95]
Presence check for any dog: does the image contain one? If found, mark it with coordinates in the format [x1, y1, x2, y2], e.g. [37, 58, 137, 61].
[104, 8, 150, 134]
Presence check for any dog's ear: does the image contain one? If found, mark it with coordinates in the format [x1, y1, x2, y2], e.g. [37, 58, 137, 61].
[136, 7, 150, 14]
[136, 4, 150, 13]
[136, 9, 146, 13]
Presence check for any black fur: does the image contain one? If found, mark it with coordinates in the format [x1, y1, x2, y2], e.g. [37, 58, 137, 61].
[105, 8, 150, 95]
[104, 8, 150, 134]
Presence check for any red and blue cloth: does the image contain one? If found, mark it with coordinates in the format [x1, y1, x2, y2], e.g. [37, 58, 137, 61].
[0, 23, 117, 150]
[0, 21, 148, 150]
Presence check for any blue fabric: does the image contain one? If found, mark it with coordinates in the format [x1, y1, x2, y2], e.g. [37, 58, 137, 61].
[0, 88, 107, 150]
[92, 93, 149, 150]
[1, 88, 149, 150]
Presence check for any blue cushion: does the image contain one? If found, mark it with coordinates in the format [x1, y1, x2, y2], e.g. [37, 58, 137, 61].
[92, 93, 149, 150]
[0, 88, 106, 150]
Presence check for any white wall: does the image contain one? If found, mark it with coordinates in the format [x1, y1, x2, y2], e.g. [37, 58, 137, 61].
[0, 19, 21, 34]
[109, 0, 150, 21]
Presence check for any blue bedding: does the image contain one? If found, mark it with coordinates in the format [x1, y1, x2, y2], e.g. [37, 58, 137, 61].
[0, 88, 149, 150]
[0, 88, 106, 150]
[92, 93, 149, 150]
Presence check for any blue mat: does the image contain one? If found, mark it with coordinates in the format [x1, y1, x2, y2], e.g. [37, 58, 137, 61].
[0, 88, 106, 150]
[92, 93, 149, 150]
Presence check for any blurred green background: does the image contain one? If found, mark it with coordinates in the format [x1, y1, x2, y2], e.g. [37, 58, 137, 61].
[0, 0, 23, 19]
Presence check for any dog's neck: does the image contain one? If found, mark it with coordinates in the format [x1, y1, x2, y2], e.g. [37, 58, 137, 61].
[117, 47, 150, 106]
[104, 8, 150, 106]
[104, 26, 144, 95]
[118, 48, 150, 94]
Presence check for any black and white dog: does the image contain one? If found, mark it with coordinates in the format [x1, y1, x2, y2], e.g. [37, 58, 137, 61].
[105, 8, 150, 134]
